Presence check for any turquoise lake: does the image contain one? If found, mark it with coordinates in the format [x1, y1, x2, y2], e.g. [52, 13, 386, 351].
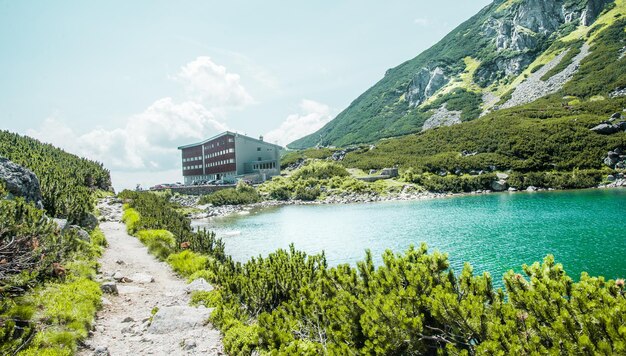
[196, 189, 626, 284]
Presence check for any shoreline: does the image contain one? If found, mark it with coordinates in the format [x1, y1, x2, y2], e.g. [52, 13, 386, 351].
[181, 179, 626, 220]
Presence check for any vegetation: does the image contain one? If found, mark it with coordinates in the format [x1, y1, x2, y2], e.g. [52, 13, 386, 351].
[198, 182, 260, 206]
[117, 193, 626, 354]
[0, 130, 112, 224]
[136, 230, 176, 260]
[1, 196, 106, 355]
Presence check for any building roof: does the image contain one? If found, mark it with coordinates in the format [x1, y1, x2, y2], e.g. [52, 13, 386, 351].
[177, 131, 284, 150]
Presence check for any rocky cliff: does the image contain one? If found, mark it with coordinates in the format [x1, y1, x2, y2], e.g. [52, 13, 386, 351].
[289, 0, 622, 149]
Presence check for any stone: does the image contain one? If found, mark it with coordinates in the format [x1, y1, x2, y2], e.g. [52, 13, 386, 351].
[508, 187, 518, 192]
[130, 273, 154, 284]
[101, 282, 118, 295]
[591, 123, 621, 135]
[80, 212, 99, 231]
[69, 225, 91, 242]
[147, 306, 212, 334]
[496, 172, 509, 180]
[93, 345, 110, 356]
[491, 180, 508, 192]
[122, 317, 134, 323]
[0, 157, 44, 209]
[185, 278, 214, 294]
[611, 112, 622, 120]
[52, 218, 69, 231]
[607, 175, 616, 182]
[182, 339, 197, 350]
[526, 186, 538, 192]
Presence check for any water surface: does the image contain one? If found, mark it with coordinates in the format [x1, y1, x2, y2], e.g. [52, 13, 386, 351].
[196, 189, 626, 283]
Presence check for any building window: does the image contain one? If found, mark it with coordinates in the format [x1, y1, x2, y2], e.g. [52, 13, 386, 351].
[258, 157, 262, 161]
[257, 147, 261, 151]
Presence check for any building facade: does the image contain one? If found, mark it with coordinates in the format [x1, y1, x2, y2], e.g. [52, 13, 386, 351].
[178, 132, 283, 185]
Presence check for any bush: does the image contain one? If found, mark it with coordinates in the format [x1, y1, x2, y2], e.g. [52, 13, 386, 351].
[199, 182, 260, 206]
[136, 230, 176, 260]
[121, 207, 140, 235]
[291, 161, 349, 180]
[167, 251, 209, 277]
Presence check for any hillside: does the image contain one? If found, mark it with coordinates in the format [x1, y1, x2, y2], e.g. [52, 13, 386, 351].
[0, 130, 112, 223]
[289, 0, 625, 149]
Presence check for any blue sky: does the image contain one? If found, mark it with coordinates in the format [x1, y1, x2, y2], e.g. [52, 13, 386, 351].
[0, 0, 491, 190]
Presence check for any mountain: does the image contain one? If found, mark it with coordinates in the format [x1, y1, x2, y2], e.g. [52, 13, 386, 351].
[289, 0, 625, 149]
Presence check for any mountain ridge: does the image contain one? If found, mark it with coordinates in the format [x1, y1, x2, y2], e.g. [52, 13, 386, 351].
[289, 0, 622, 149]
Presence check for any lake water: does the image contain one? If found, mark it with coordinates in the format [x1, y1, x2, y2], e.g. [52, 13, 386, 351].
[195, 189, 626, 284]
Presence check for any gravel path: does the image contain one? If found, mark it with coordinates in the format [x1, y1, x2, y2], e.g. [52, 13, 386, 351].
[79, 199, 222, 356]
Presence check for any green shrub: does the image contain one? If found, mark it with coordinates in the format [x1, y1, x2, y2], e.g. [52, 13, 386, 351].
[199, 182, 260, 206]
[167, 250, 209, 277]
[222, 321, 260, 355]
[121, 207, 140, 235]
[137, 229, 176, 260]
[291, 161, 349, 180]
[294, 186, 321, 201]
[190, 290, 222, 308]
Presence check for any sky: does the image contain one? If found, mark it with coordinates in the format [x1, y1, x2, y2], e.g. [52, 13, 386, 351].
[0, 0, 491, 191]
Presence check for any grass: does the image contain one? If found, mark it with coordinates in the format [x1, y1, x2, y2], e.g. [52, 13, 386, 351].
[167, 250, 209, 277]
[137, 229, 176, 260]
[121, 206, 141, 234]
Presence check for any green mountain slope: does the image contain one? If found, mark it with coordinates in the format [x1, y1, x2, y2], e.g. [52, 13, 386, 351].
[289, 0, 622, 149]
[0, 130, 112, 222]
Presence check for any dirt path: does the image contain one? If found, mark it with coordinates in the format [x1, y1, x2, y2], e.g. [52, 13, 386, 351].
[79, 199, 222, 356]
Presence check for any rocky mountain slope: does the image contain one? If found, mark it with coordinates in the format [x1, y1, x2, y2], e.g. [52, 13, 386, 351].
[289, 0, 624, 149]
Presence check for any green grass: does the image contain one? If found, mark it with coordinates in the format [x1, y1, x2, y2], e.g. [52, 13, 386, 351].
[137, 229, 176, 260]
[167, 250, 209, 277]
[121, 207, 141, 235]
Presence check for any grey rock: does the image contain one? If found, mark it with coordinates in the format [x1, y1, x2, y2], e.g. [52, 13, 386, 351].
[69, 225, 90, 242]
[496, 172, 509, 180]
[508, 187, 518, 192]
[52, 218, 69, 231]
[591, 123, 622, 135]
[185, 278, 214, 294]
[407, 67, 449, 107]
[101, 282, 118, 295]
[491, 180, 508, 192]
[93, 345, 110, 356]
[80, 212, 99, 231]
[607, 175, 616, 182]
[130, 273, 154, 284]
[611, 112, 622, 120]
[147, 306, 212, 334]
[526, 186, 538, 192]
[0, 157, 43, 209]
[182, 339, 197, 350]
[422, 104, 462, 131]
[122, 317, 134, 323]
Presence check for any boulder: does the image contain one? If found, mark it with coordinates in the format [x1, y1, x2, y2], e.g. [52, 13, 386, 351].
[129, 273, 154, 284]
[147, 306, 212, 334]
[611, 112, 622, 120]
[52, 218, 69, 231]
[0, 157, 43, 209]
[496, 172, 509, 180]
[526, 186, 538, 192]
[100, 282, 118, 295]
[491, 180, 508, 192]
[69, 225, 91, 242]
[508, 187, 518, 192]
[80, 212, 99, 231]
[591, 123, 621, 135]
[607, 175, 616, 182]
[185, 278, 214, 294]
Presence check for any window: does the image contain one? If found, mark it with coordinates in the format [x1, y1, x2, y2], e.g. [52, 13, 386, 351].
[258, 157, 262, 161]
[257, 147, 261, 151]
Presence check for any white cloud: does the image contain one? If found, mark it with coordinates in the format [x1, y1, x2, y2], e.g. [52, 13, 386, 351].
[264, 99, 334, 146]
[28, 57, 253, 191]
[414, 18, 432, 27]
[175, 56, 254, 109]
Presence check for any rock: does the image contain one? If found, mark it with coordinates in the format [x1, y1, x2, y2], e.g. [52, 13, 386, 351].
[101, 282, 118, 295]
[115, 260, 125, 265]
[421, 104, 462, 131]
[80, 212, 98, 231]
[406, 67, 449, 107]
[182, 339, 197, 350]
[122, 317, 134, 323]
[611, 112, 622, 120]
[147, 306, 212, 334]
[491, 180, 508, 192]
[526, 186, 538, 192]
[185, 278, 214, 294]
[496, 172, 509, 180]
[93, 345, 110, 356]
[591, 123, 621, 135]
[508, 187, 518, 192]
[130, 273, 154, 284]
[69, 225, 91, 242]
[52, 218, 69, 231]
[607, 175, 616, 182]
[0, 157, 44, 209]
